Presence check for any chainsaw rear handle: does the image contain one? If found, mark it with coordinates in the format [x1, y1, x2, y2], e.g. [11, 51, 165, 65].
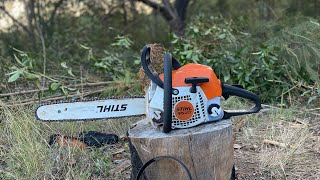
[222, 84, 261, 119]
[141, 46, 181, 89]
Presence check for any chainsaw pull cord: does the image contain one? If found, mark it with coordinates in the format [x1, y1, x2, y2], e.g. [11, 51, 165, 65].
[136, 156, 193, 180]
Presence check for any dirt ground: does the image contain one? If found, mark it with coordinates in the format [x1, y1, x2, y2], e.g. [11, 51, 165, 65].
[233, 112, 320, 180]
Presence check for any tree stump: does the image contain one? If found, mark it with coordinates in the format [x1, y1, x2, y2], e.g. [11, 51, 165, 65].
[128, 118, 234, 180]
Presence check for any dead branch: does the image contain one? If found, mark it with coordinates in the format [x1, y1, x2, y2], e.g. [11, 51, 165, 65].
[2, 89, 105, 107]
[137, 0, 173, 20]
[293, 119, 308, 125]
[0, 81, 135, 97]
[263, 139, 289, 148]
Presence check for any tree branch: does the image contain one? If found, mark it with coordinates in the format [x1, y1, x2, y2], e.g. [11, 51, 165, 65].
[175, 0, 189, 22]
[137, 0, 173, 20]
[0, 81, 138, 98]
[48, 0, 65, 26]
[162, 0, 176, 18]
[0, 6, 31, 34]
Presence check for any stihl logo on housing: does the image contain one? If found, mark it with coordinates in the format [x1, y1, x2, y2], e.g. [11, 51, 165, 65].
[97, 104, 128, 112]
[174, 101, 194, 121]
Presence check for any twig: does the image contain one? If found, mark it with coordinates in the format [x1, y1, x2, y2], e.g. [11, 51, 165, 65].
[2, 89, 105, 107]
[259, 104, 282, 114]
[308, 112, 320, 117]
[80, 66, 84, 99]
[0, 89, 40, 97]
[0, 81, 135, 97]
[261, 104, 282, 109]
[263, 139, 289, 148]
[6, 86, 105, 104]
[293, 119, 308, 125]
[305, 107, 320, 111]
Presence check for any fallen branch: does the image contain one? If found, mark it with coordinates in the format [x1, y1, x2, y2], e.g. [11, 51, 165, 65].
[2, 89, 105, 107]
[258, 104, 282, 114]
[263, 139, 289, 148]
[0, 81, 133, 97]
[293, 119, 308, 125]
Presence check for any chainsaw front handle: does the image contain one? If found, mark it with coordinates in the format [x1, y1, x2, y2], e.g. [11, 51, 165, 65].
[162, 52, 173, 133]
[141, 46, 164, 88]
[141, 46, 181, 133]
[222, 84, 261, 119]
[141, 46, 181, 89]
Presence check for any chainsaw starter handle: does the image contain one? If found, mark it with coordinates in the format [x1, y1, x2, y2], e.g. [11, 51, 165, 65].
[222, 84, 261, 119]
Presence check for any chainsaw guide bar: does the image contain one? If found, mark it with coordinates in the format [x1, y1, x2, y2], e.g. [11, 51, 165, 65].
[35, 96, 146, 122]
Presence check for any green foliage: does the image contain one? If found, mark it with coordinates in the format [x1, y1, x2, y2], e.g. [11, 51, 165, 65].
[81, 36, 140, 80]
[1, 0, 320, 106]
[6, 49, 41, 86]
[92, 50, 125, 77]
[6, 49, 78, 96]
[111, 35, 133, 49]
[171, 16, 320, 103]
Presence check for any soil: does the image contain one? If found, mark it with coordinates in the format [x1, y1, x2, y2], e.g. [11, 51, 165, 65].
[233, 115, 320, 180]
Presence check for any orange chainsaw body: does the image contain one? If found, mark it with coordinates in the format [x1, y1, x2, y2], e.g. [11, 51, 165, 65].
[159, 63, 222, 99]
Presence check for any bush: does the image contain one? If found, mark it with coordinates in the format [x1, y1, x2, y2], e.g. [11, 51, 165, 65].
[170, 15, 320, 103]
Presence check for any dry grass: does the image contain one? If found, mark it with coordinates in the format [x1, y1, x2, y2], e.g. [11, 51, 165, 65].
[258, 122, 311, 177]
[0, 103, 139, 179]
[1, 97, 320, 179]
[235, 106, 320, 180]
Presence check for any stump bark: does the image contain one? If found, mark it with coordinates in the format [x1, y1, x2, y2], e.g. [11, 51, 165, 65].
[128, 118, 234, 180]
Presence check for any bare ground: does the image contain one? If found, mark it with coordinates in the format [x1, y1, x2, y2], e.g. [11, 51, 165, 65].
[234, 111, 320, 180]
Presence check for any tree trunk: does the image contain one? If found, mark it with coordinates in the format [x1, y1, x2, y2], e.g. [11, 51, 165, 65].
[168, 18, 185, 37]
[128, 118, 235, 180]
[137, 0, 190, 36]
[26, 0, 36, 49]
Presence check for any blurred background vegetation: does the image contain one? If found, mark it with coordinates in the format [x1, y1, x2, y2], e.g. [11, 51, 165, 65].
[0, 0, 320, 105]
[1, 1, 320, 179]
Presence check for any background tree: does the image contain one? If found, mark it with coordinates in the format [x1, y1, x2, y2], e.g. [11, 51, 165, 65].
[136, 0, 190, 36]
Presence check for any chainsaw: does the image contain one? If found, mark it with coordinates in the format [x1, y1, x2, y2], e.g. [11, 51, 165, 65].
[36, 46, 261, 133]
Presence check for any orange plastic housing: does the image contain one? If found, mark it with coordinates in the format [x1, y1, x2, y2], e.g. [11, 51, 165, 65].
[159, 63, 222, 99]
